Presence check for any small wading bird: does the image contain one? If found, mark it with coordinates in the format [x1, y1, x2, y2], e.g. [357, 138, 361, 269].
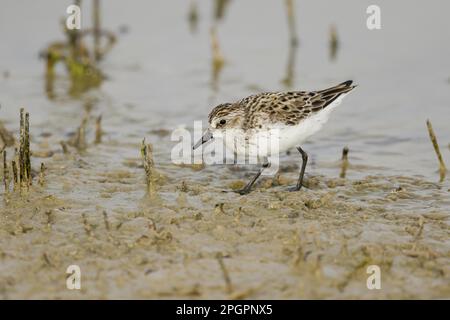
[193, 80, 357, 194]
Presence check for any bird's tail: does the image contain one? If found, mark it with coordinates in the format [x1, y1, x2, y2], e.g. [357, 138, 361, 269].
[319, 80, 356, 95]
[317, 80, 357, 108]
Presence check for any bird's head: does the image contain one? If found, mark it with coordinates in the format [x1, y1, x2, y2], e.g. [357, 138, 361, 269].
[193, 102, 244, 150]
[208, 103, 244, 130]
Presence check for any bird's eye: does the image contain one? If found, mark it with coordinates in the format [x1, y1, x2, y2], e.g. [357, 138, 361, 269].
[219, 119, 226, 125]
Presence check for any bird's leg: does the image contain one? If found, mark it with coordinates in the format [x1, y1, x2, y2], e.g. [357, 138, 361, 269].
[236, 162, 270, 195]
[294, 146, 308, 191]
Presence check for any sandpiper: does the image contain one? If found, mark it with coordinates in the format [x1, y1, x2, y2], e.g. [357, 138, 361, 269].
[193, 80, 357, 194]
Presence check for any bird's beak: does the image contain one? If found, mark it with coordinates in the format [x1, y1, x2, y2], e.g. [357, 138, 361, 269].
[192, 129, 213, 150]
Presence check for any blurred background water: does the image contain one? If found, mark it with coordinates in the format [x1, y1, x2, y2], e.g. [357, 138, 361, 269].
[0, 0, 449, 180]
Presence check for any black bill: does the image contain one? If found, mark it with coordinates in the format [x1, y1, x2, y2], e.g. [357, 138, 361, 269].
[192, 129, 213, 150]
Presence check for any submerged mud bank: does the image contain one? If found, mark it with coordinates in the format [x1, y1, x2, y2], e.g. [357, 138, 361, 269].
[1, 141, 449, 298]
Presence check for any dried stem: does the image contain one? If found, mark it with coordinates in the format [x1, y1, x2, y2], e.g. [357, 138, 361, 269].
[216, 253, 233, 294]
[38, 163, 46, 186]
[95, 115, 102, 144]
[3, 150, 9, 193]
[426, 120, 447, 182]
[103, 210, 110, 231]
[82, 213, 94, 237]
[19, 108, 24, 186]
[60, 141, 69, 154]
[25, 112, 31, 185]
[17, 108, 32, 188]
[70, 117, 88, 151]
[140, 138, 157, 195]
[340, 146, 349, 178]
[12, 160, 18, 190]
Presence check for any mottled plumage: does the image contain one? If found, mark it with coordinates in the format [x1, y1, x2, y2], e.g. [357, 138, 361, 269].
[195, 80, 357, 194]
[208, 80, 356, 130]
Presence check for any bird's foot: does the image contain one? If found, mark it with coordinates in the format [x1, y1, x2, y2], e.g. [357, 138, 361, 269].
[287, 184, 307, 192]
[234, 188, 251, 195]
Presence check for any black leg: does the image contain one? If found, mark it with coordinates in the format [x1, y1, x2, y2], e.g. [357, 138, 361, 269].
[295, 146, 308, 191]
[237, 162, 270, 195]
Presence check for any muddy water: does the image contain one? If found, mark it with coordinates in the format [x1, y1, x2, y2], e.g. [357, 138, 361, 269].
[0, 1, 449, 299]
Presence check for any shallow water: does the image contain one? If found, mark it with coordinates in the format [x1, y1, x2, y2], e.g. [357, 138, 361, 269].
[0, 0, 449, 299]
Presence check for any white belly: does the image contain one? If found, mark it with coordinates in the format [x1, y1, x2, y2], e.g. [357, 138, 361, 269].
[277, 94, 346, 152]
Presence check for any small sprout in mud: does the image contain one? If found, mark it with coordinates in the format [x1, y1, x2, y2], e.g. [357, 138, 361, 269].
[70, 116, 88, 152]
[391, 186, 403, 193]
[340, 146, 349, 178]
[76, 118, 87, 151]
[45, 210, 54, 225]
[329, 24, 339, 61]
[140, 138, 157, 196]
[102, 210, 110, 231]
[60, 141, 69, 154]
[216, 252, 233, 294]
[82, 213, 94, 237]
[214, 203, 226, 215]
[193, 212, 203, 220]
[413, 216, 425, 241]
[179, 180, 188, 192]
[42, 252, 54, 267]
[148, 218, 157, 230]
[426, 119, 447, 182]
[0, 120, 15, 148]
[38, 163, 46, 186]
[3, 150, 9, 193]
[94, 115, 102, 144]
